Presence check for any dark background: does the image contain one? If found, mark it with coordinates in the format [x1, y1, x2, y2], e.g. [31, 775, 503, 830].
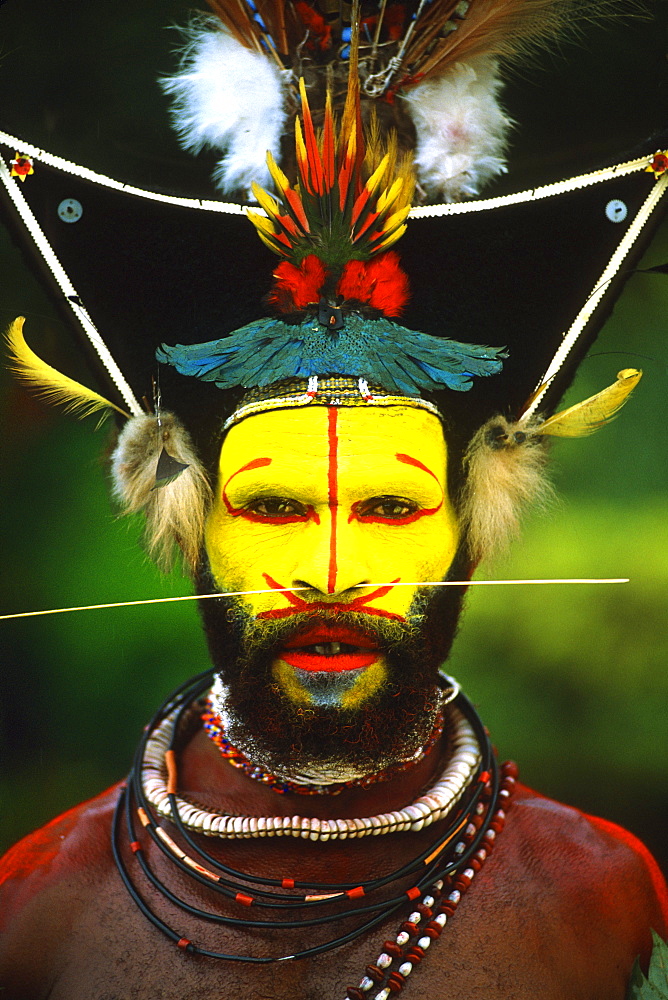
[0, 1, 666, 871]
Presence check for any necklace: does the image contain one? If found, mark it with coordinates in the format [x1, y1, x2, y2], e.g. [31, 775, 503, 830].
[113, 668, 514, 992]
[142, 691, 480, 841]
[344, 758, 518, 1000]
[209, 674, 454, 788]
[202, 697, 446, 796]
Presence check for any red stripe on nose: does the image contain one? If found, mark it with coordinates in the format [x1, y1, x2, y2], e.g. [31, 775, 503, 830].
[327, 407, 338, 595]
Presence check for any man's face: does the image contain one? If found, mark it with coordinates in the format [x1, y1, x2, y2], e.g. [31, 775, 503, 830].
[204, 404, 460, 716]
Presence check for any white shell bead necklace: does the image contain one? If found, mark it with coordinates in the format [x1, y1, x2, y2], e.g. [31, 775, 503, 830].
[141, 697, 481, 841]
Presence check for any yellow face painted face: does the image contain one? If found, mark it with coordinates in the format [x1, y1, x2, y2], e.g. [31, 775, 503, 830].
[205, 405, 459, 707]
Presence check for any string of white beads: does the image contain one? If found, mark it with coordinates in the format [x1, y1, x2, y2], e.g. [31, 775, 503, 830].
[142, 698, 481, 841]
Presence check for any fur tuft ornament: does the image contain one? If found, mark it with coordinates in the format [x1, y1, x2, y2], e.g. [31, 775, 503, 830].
[460, 414, 553, 563]
[460, 369, 642, 560]
[5, 317, 130, 421]
[111, 413, 212, 572]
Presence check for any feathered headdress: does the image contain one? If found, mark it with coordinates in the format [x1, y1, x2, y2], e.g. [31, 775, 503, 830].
[156, 62, 508, 397]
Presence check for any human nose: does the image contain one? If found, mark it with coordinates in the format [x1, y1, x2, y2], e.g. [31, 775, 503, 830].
[290, 511, 372, 597]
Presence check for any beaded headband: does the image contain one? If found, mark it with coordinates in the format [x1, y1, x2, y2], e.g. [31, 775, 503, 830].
[223, 375, 443, 431]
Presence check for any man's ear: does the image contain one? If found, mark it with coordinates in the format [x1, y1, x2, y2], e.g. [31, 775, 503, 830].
[111, 412, 212, 572]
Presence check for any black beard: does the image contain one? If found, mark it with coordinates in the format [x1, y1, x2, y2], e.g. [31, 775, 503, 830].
[195, 550, 469, 778]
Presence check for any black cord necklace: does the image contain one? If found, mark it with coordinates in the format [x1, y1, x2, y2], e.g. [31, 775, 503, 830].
[112, 670, 512, 968]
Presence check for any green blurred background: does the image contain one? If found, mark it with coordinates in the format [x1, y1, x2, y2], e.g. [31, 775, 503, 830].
[0, 1, 666, 872]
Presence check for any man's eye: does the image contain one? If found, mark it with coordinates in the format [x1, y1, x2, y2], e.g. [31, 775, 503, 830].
[246, 497, 306, 517]
[359, 497, 419, 519]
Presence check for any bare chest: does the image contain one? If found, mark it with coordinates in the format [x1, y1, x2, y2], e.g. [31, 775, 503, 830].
[44, 861, 626, 1000]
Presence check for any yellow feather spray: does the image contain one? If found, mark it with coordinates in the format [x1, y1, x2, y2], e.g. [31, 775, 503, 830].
[5, 317, 130, 421]
[532, 369, 642, 438]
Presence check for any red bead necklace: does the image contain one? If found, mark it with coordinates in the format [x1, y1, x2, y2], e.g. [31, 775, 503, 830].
[344, 760, 518, 999]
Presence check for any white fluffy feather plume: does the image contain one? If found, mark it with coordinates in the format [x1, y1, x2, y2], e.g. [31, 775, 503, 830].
[400, 55, 510, 202]
[160, 20, 289, 196]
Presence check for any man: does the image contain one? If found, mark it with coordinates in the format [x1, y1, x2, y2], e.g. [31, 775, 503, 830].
[0, 2, 667, 997]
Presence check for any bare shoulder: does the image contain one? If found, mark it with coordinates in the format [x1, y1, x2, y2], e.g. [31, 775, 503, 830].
[0, 783, 122, 999]
[506, 785, 668, 963]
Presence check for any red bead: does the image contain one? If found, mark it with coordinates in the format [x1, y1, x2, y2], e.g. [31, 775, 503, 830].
[366, 965, 385, 983]
[281, 878, 295, 889]
[478, 770, 491, 784]
[383, 941, 403, 959]
[130, 840, 142, 853]
[346, 989, 365, 1000]
[491, 818, 505, 834]
[441, 905, 455, 918]
[405, 886, 421, 901]
[417, 903, 433, 918]
[235, 892, 254, 906]
[425, 920, 444, 937]
[176, 937, 191, 950]
[502, 776, 517, 793]
[388, 972, 405, 991]
[470, 859, 482, 872]
[406, 946, 425, 963]
[347, 886, 365, 899]
[400, 921, 419, 936]
[502, 760, 519, 779]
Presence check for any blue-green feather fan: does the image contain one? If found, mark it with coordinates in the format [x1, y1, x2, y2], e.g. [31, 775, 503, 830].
[156, 312, 506, 397]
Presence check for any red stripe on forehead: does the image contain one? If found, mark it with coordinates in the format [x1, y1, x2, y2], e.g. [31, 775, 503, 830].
[395, 452, 440, 482]
[327, 407, 338, 595]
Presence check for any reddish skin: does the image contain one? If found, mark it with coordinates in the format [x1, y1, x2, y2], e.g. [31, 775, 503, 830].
[0, 726, 666, 1000]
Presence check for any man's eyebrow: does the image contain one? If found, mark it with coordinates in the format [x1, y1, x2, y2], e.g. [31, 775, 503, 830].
[228, 457, 273, 481]
[395, 453, 439, 483]
[223, 457, 272, 497]
[222, 457, 273, 514]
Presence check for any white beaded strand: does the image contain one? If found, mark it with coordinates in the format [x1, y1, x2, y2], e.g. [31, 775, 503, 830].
[141, 697, 481, 841]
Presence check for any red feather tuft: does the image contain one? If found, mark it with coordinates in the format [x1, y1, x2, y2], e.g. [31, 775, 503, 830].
[294, 1, 332, 51]
[337, 252, 410, 317]
[268, 254, 327, 313]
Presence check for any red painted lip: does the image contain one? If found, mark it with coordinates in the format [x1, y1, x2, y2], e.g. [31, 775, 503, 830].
[280, 649, 379, 673]
[279, 623, 380, 672]
[282, 623, 378, 650]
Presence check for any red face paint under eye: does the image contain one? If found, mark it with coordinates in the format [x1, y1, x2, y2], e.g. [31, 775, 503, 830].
[222, 456, 320, 523]
[348, 498, 442, 525]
